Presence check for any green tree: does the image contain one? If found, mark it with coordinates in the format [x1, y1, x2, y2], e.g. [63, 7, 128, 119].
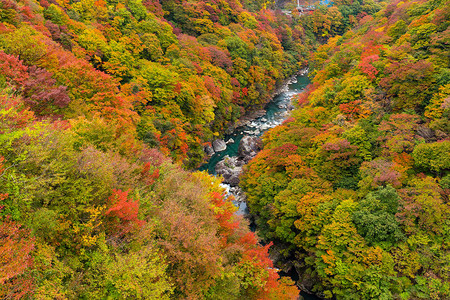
[412, 141, 450, 173]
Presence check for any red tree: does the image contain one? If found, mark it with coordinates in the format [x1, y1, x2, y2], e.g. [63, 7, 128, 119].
[104, 189, 145, 237]
[0, 186, 35, 299]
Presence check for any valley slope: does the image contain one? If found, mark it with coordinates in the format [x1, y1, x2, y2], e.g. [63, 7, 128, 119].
[241, 0, 450, 298]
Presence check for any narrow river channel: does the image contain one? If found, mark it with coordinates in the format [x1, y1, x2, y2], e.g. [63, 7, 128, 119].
[200, 71, 310, 215]
[200, 72, 321, 299]
[200, 72, 310, 175]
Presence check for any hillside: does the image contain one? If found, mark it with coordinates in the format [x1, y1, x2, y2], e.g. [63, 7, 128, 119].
[0, 0, 311, 298]
[2, 0, 440, 299]
[241, 0, 450, 298]
[0, 0, 314, 169]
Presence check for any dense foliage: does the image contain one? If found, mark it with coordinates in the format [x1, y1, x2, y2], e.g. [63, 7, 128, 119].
[0, 94, 302, 298]
[6, 0, 446, 298]
[0, 0, 319, 168]
[0, 0, 321, 298]
[241, 0, 450, 298]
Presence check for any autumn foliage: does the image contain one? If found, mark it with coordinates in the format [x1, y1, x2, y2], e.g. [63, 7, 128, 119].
[0, 0, 308, 295]
[104, 189, 145, 237]
[241, 0, 450, 299]
[1, 0, 448, 298]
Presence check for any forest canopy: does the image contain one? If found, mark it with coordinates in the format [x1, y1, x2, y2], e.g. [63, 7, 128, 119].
[241, 0, 450, 298]
[2, 0, 448, 299]
[0, 0, 320, 298]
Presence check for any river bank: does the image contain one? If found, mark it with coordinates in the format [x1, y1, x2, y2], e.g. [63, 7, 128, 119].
[199, 69, 310, 211]
[199, 70, 322, 299]
[200, 68, 310, 172]
[225, 68, 310, 135]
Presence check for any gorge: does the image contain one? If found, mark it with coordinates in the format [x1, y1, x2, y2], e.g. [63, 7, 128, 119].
[200, 70, 310, 211]
[200, 71, 326, 300]
[1, 0, 449, 299]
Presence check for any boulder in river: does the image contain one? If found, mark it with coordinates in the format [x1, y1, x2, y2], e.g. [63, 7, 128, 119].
[204, 145, 215, 156]
[229, 186, 247, 202]
[238, 135, 262, 162]
[212, 139, 227, 152]
[215, 155, 242, 186]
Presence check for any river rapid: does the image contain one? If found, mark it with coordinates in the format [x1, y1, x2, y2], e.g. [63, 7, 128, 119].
[200, 71, 321, 300]
[200, 71, 310, 211]
[201, 72, 310, 173]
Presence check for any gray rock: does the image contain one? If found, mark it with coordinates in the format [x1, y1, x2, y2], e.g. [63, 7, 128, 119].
[226, 138, 235, 144]
[225, 126, 234, 135]
[229, 186, 247, 202]
[235, 159, 245, 167]
[269, 243, 294, 272]
[299, 67, 309, 76]
[204, 145, 215, 156]
[295, 263, 315, 294]
[215, 156, 242, 186]
[212, 139, 227, 152]
[238, 135, 262, 162]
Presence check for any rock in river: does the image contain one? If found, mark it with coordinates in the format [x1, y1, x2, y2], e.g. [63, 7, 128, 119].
[204, 145, 215, 156]
[215, 156, 243, 186]
[212, 139, 227, 152]
[238, 135, 262, 162]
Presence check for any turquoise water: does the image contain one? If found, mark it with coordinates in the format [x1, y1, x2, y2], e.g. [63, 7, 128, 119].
[200, 73, 320, 300]
[199, 73, 311, 174]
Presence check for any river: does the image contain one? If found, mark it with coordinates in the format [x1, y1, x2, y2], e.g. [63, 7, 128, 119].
[199, 71, 310, 176]
[200, 72, 321, 299]
[200, 72, 310, 214]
